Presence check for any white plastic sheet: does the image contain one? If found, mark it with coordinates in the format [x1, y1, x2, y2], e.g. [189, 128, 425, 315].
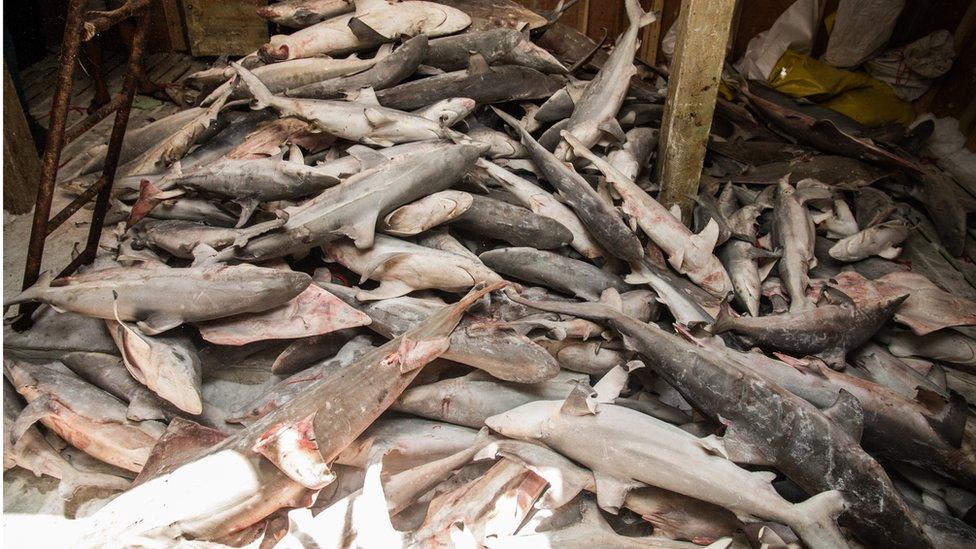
[865, 30, 955, 101]
[734, 0, 823, 81]
[917, 115, 976, 191]
[823, 0, 905, 68]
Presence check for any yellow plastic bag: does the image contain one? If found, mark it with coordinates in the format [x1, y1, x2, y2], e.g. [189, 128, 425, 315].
[768, 49, 913, 127]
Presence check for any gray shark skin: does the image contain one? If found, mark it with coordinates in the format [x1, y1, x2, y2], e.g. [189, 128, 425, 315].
[224, 143, 485, 262]
[322, 281, 559, 383]
[710, 295, 908, 367]
[60, 351, 180, 423]
[487, 397, 848, 549]
[503, 291, 934, 548]
[257, 0, 470, 61]
[271, 330, 360, 374]
[232, 62, 459, 147]
[828, 219, 910, 262]
[492, 108, 644, 261]
[58, 107, 211, 182]
[552, 0, 657, 160]
[3, 379, 132, 498]
[56, 283, 497, 547]
[691, 336, 976, 490]
[322, 234, 502, 300]
[481, 247, 631, 301]
[717, 240, 778, 317]
[255, 0, 355, 28]
[425, 28, 565, 73]
[453, 194, 574, 249]
[158, 156, 341, 202]
[478, 159, 603, 258]
[393, 370, 585, 428]
[287, 34, 427, 99]
[773, 179, 817, 312]
[607, 127, 658, 181]
[226, 336, 376, 424]
[5, 359, 165, 473]
[375, 64, 562, 111]
[132, 218, 286, 259]
[200, 49, 386, 105]
[5, 265, 310, 335]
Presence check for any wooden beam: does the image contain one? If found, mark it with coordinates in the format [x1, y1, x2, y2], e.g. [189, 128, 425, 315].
[638, 0, 664, 65]
[3, 62, 41, 214]
[160, 0, 189, 52]
[655, 0, 736, 221]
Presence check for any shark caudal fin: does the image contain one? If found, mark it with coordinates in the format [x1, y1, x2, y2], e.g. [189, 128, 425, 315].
[230, 62, 277, 111]
[790, 489, 851, 549]
[625, 0, 658, 28]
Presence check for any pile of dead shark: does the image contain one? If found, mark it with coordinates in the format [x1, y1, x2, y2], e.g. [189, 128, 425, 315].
[4, 0, 976, 547]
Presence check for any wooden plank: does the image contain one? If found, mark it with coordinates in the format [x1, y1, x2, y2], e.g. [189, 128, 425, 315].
[4, 62, 42, 214]
[160, 0, 189, 52]
[584, 0, 623, 41]
[655, 0, 737, 219]
[182, 0, 270, 56]
[638, 0, 664, 65]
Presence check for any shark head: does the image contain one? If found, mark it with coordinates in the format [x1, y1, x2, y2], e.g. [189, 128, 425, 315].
[484, 401, 555, 443]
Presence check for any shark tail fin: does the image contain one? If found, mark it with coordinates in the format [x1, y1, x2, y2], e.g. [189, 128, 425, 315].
[625, 0, 657, 28]
[4, 271, 55, 309]
[57, 469, 132, 500]
[790, 490, 849, 549]
[708, 300, 736, 334]
[230, 61, 276, 110]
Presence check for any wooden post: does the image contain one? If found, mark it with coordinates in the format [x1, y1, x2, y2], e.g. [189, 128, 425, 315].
[3, 62, 42, 214]
[655, 0, 736, 222]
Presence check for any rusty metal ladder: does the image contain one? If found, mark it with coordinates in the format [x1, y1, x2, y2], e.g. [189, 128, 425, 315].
[14, 0, 154, 331]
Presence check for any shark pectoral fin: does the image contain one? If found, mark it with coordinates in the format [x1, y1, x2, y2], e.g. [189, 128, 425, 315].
[690, 218, 720, 256]
[822, 389, 864, 442]
[359, 252, 411, 284]
[697, 434, 730, 459]
[355, 279, 414, 302]
[623, 270, 651, 285]
[383, 334, 452, 373]
[234, 198, 260, 228]
[560, 381, 599, 415]
[126, 395, 167, 422]
[812, 348, 846, 370]
[254, 413, 335, 490]
[668, 203, 682, 221]
[190, 243, 220, 267]
[476, 440, 593, 510]
[757, 258, 778, 281]
[593, 471, 643, 514]
[136, 312, 184, 336]
[353, 86, 380, 106]
[348, 16, 389, 42]
[346, 144, 388, 170]
[751, 470, 778, 485]
[134, 417, 227, 485]
[11, 396, 56, 443]
[335, 212, 379, 249]
[878, 246, 902, 259]
[917, 388, 968, 448]
[668, 247, 685, 270]
[720, 421, 775, 466]
[593, 364, 630, 404]
[598, 119, 626, 144]
[363, 108, 395, 128]
[467, 53, 490, 75]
